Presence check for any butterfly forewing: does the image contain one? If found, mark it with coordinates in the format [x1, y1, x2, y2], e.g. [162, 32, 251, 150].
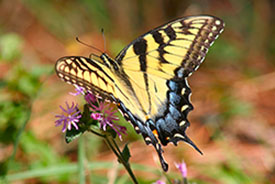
[55, 56, 117, 100]
[116, 15, 224, 78]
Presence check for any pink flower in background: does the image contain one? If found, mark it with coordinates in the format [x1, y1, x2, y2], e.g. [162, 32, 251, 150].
[154, 180, 166, 184]
[175, 161, 187, 178]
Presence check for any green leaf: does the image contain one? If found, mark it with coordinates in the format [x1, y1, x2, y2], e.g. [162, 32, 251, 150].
[121, 144, 131, 164]
[65, 127, 83, 143]
[81, 104, 90, 120]
[106, 128, 117, 139]
[81, 104, 99, 128]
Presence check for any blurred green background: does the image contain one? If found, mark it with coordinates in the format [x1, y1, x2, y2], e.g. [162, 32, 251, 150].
[0, 0, 274, 183]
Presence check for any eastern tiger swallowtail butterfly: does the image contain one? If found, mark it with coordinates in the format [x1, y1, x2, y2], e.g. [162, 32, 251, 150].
[55, 15, 225, 171]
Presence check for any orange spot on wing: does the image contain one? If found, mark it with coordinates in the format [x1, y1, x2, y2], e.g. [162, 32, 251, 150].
[152, 129, 158, 137]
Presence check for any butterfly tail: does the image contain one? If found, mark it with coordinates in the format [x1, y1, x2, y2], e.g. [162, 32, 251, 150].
[154, 143, 169, 171]
[145, 129, 169, 171]
[182, 133, 203, 155]
[140, 121, 169, 171]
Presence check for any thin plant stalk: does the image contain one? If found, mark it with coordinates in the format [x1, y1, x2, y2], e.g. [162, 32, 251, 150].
[104, 136, 138, 184]
[88, 129, 138, 184]
[78, 136, 85, 184]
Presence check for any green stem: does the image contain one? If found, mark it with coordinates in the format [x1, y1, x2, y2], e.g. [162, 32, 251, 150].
[111, 138, 123, 157]
[87, 129, 106, 138]
[88, 128, 138, 183]
[163, 170, 173, 184]
[111, 139, 137, 180]
[78, 136, 85, 184]
[104, 137, 138, 184]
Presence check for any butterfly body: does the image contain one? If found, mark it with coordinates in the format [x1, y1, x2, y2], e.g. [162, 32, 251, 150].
[55, 15, 225, 171]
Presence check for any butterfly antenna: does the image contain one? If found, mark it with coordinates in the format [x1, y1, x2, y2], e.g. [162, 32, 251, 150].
[75, 37, 103, 55]
[101, 28, 107, 53]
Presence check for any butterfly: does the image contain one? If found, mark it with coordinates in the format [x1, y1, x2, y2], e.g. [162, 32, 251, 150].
[55, 15, 225, 171]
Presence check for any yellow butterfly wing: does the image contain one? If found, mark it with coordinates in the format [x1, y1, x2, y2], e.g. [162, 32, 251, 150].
[113, 15, 224, 169]
[55, 15, 225, 171]
[116, 15, 224, 77]
[55, 56, 117, 99]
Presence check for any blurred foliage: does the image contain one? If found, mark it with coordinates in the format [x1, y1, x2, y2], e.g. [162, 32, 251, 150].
[0, 33, 23, 61]
[0, 0, 274, 183]
[220, 94, 253, 120]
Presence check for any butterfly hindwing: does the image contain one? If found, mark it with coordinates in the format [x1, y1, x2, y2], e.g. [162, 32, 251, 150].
[55, 15, 225, 171]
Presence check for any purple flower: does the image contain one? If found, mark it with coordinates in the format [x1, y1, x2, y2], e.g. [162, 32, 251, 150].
[69, 85, 85, 96]
[91, 112, 102, 120]
[65, 84, 127, 140]
[90, 101, 127, 140]
[55, 102, 82, 132]
[154, 180, 166, 184]
[84, 92, 96, 104]
[175, 161, 187, 178]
